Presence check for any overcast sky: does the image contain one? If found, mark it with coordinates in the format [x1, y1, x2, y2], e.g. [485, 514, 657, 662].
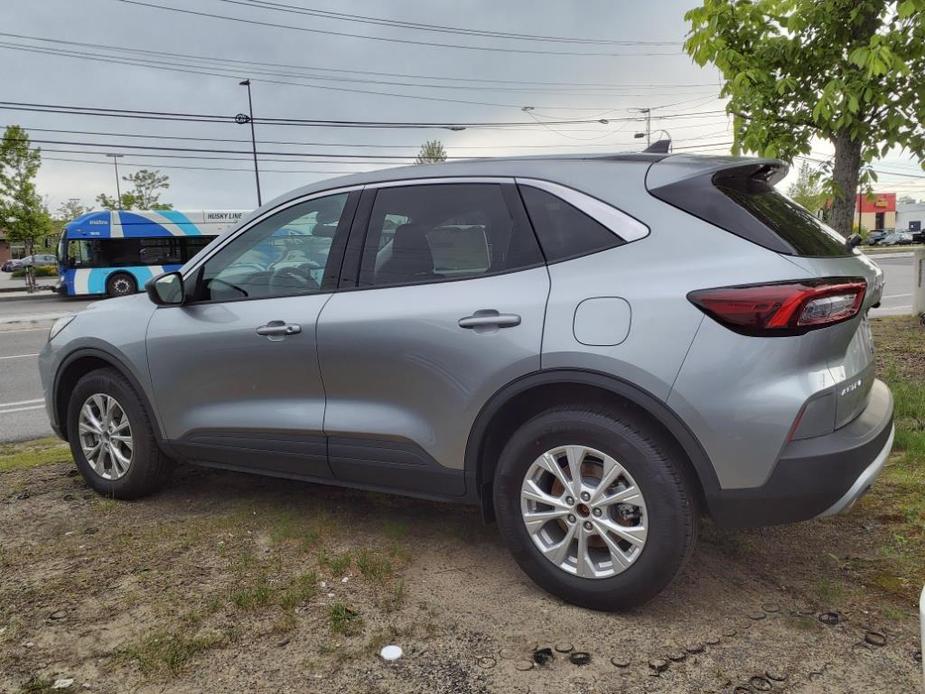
[2, 0, 922, 214]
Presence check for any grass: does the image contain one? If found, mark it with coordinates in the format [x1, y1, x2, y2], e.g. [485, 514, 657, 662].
[121, 628, 228, 676]
[355, 549, 394, 584]
[0, 438, 69, 473]
[318, 548, 352, 576]
[859, 316, 925, 600]
[328, 602, 363, 636]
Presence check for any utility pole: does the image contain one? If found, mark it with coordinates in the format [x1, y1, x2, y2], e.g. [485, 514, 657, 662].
[106, 153, 124, 209]
[238, 79, 262, 207]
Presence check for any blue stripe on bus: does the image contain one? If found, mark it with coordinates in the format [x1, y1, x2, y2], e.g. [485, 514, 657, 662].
[157, 210, 201, 235]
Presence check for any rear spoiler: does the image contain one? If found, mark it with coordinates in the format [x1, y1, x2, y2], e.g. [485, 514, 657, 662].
[645, 156, 795, 255]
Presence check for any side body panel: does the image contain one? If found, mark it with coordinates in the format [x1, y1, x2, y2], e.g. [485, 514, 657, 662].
[317, 266, 550, 493]
[146, 295, 333, 478]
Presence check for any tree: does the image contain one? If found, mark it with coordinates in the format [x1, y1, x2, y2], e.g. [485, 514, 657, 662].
[95, 168, 171, 210]
[0, 125, 52, 291]
[787, 162, 827, 214]
[124, 169, 172, 209]
[685, 0, 925, 237]
[56, 198, 91, 221]
[415, 140, 447, 165]
[95, 192, 138, 211]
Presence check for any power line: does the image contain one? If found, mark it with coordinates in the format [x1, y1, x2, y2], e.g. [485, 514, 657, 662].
[210, 0, 679, 46]
[0, 40, 715, 113]
[109, 0, 684, 58]
[0, 32, 711, 91]
[11, 125, 731, 151]
[43, 154, 372, 175]
[0, 100, 727, 128]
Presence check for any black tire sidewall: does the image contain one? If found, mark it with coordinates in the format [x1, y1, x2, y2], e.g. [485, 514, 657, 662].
[106, 273, 137, 297]
[493, 408, 695, 610]
[66, 369, 158, 498]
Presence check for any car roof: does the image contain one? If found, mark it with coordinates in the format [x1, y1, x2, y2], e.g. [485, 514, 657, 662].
[248, 152, 783, 217]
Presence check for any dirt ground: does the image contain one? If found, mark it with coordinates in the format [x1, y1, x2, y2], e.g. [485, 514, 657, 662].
[1, 451, 922, 694]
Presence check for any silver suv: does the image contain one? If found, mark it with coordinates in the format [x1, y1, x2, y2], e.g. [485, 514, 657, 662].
[39, 154, 894, 610]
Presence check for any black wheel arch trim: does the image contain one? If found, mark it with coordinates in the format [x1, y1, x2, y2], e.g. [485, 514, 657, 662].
[464, 368, 721, 510]
[53, 347, 169, 446]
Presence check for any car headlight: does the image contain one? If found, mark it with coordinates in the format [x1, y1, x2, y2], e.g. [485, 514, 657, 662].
[48, 314, 76, 342]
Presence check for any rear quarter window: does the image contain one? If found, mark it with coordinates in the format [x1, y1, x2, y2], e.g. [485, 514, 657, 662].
[519, 185, 624, 262]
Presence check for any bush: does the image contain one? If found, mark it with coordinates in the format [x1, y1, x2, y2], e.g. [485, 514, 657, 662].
[11, 265, 57, 278]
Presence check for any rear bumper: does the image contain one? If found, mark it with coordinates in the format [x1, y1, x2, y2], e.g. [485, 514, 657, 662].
[707, 379, 894, 527]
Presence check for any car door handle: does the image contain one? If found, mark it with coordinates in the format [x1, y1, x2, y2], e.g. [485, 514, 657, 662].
[458, 311, 521, 329]
[256, 320, 302, 337]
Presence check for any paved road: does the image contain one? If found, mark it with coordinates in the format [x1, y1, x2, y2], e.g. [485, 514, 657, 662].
[869, 254, 916, 317]
[0, 254, 918, 443]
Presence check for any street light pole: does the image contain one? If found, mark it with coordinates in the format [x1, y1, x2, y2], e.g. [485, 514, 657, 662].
[106, 154, 124, 209]
[239, 79, 262, 207]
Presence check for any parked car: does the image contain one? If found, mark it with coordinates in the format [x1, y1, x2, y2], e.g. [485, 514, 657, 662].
[881, 230, 914, 246]
[39, 154, 893, 610]
[1, 258, 24, 272]
[20, 253, 58, 267]
[866, 229, 888, 245]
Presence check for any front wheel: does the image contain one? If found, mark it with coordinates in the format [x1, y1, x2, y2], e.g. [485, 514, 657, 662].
[493, 406, 698, 611]
[67, 368, 172, 499]
[106, 272, 137, 297]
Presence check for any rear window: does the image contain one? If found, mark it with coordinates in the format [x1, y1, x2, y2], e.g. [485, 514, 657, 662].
[714, 176, 850, 257]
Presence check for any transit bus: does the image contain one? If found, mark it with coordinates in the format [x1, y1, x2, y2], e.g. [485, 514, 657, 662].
[56, 209, 248, 297]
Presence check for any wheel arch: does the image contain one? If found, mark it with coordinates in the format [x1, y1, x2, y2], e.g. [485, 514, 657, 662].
[54, 347, 165, 444]
[464, 369, 720, 520]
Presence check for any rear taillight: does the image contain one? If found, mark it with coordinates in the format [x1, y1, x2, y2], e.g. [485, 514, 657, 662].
[688, 277, 867, 336]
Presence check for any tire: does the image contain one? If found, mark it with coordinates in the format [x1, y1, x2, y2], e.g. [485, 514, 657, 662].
[66, 367, 172, 499]
[105, 272, 137, 297]
[493, 406, 698, 611]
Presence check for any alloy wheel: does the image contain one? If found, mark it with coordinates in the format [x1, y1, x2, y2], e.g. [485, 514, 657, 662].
[78, 393, 134, 480]
[520, 445, 648, 579]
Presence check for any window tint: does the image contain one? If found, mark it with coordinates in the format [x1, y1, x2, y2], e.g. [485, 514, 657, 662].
[359, 183, 542, 288]
[197, 193, 348, 302]
[715, 177, 850, 257]
[519, 185, 623, 262]
[66, 237, 213, 268]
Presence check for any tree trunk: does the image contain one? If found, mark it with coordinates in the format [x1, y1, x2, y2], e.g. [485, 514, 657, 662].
[829, 134, 863, 238]
[24, 239, 35, 293]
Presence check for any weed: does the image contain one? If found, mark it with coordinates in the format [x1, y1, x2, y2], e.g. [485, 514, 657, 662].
[121, 628, 227, 675]
[279, 571, 318, 610]
[356, 549, 393, 584]
[230, 575, 272, 610]
[328, 602, 363, 635]
[318, 549, 352, 575]
[17, 675, 55, 694]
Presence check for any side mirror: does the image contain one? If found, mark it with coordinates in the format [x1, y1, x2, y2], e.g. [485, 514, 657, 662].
[146, 271, 185, 306]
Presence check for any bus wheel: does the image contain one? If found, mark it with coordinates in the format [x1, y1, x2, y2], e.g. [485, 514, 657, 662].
[106, 273, 137, 297]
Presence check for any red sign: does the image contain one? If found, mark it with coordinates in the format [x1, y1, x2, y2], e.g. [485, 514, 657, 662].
[856, 193, 896, 213]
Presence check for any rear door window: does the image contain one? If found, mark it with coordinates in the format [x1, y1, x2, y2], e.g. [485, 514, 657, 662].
[358, 183, 543, 288]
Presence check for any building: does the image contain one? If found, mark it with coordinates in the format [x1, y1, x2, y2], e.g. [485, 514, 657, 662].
[854, 192, 896, 231]
[897, 201, 925, 232]
[0, 229, 14, 265]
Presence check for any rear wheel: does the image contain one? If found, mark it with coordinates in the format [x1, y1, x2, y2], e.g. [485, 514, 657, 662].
[106, 273, 137, 297]
[493, 406, 698, 611]
[67, 368, 172, 499]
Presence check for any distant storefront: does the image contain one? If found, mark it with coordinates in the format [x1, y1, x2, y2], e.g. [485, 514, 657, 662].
[854, 192, 896, 231]
[897, 202, 925, 232]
